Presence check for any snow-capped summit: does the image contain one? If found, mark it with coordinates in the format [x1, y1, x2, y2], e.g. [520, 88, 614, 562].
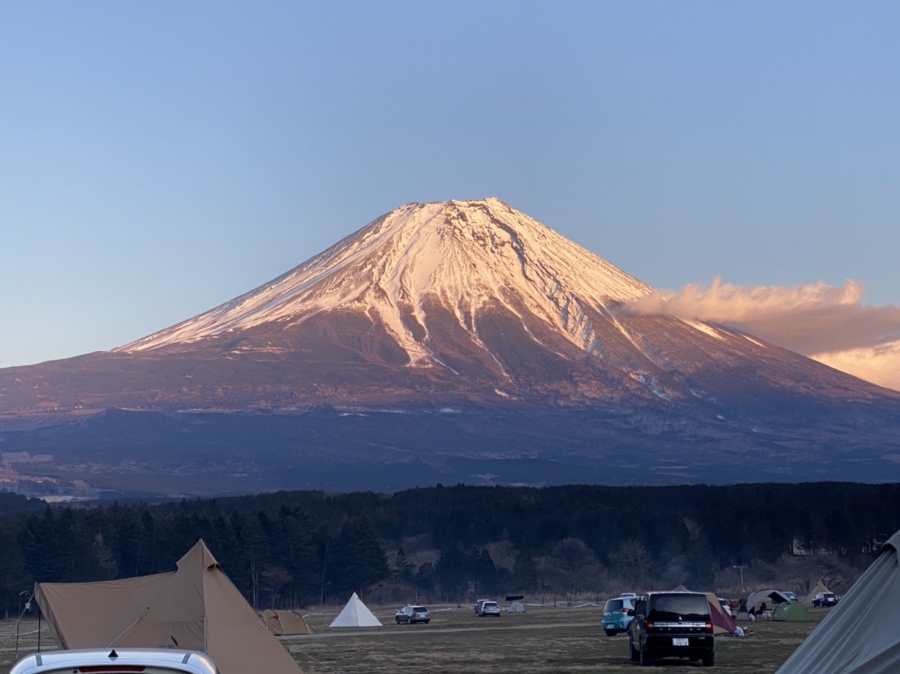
[119, 198, 651, 365]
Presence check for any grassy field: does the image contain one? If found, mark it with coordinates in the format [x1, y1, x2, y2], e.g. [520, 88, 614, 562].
[0, 604, 828, 673]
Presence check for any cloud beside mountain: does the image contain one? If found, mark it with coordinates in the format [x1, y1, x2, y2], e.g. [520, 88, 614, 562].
[621, 278, 900, 391]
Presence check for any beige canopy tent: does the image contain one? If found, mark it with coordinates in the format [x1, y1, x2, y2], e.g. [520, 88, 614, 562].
[737, 589, 792, 620]
[775, 529, 900, 674]
[35, 540, 302, 674]
[260, 609, 315, 635]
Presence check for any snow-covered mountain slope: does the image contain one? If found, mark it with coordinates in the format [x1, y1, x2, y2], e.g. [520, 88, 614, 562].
[94, 197, 897, 410]
[117, 198, 652, 365]
[2, 197, 900, 495]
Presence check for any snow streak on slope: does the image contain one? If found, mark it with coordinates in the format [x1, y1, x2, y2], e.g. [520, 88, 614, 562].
[118, 199, 654, 364]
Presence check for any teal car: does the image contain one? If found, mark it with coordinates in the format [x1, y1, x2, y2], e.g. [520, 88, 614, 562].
[603, 595, 636, 636]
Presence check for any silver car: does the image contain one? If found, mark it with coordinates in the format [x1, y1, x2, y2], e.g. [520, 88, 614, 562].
[477, 600, 501, 617]
[395, 604, 431, 624]
[10, 648, 220, 674]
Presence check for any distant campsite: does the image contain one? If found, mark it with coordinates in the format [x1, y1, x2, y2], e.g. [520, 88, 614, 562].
[0, 482, 896, 672]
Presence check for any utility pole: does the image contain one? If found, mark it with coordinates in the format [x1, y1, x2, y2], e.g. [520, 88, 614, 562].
[733, 565, 747, 593]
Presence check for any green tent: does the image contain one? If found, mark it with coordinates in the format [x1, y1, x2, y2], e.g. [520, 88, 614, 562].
[774, 601, 812, 622]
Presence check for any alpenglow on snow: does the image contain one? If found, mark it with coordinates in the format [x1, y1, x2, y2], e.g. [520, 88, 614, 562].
[119, 198, 655, 364]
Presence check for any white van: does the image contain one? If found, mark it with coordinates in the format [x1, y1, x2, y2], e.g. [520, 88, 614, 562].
[10, 648, 220, 674]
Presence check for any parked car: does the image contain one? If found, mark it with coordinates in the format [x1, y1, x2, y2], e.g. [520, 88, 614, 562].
[813, 592, 838, 607]
[628, 592, 715, 667]
[10, 648, 219, 674]
[474, 598, 490, 614]
[782, 591, 799, 602]
[602, 595, 636, 636]
[477, 600, 501, 617]
[395, 605, 431, 624]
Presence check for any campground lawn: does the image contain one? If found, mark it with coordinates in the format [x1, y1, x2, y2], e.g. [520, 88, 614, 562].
[0, 605, 830, 673]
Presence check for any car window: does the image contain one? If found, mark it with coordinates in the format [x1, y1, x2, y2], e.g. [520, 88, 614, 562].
[413, 606, 427, 611]
[647, 594, 709, 621]
[605, 599, 624, 612]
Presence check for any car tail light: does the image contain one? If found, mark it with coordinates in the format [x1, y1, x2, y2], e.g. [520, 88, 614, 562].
[620, 608, 629, 613]
[646, 621, 655, 632]
[705, 621, 713, 633]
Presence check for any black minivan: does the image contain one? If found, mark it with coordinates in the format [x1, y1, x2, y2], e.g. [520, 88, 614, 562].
[628, 592, 715, 666]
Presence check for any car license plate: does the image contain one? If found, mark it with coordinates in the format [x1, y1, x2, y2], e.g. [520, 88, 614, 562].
[672, 638, 689, 646]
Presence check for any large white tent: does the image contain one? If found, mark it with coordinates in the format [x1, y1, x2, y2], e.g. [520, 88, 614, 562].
[329, 592, 382, 627]
[775, 529, 900, 674]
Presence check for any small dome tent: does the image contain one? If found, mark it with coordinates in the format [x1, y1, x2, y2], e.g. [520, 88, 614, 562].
[260, 609, 315, 635]
[773, 601, 812, 622]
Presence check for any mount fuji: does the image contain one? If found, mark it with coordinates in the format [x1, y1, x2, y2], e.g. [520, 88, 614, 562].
[1, 198, 899, 497]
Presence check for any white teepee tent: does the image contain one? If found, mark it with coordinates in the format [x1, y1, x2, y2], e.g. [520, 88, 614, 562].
[329, 592, 383, 627]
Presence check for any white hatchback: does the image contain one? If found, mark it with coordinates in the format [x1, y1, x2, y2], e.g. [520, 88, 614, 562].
[10, 648, 220, 674]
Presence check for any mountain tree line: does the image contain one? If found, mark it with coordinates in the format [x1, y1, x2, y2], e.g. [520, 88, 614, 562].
[0, 481, 897, 615]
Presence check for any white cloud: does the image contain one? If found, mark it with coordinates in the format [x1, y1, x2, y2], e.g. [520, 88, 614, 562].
[621, 278, 900, 391]
[812, 341, 900, 392]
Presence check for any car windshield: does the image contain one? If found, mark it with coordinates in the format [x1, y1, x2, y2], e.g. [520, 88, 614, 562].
[647, 594, 709, 621]
[605, 599, 624, 612]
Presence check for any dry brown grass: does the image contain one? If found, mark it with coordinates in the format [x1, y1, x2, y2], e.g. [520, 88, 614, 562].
[0, 605, 829, 673]
[285, 603, 824, 673]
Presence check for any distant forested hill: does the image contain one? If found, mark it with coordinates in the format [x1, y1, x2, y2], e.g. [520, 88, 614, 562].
[0, 482, 896, 614]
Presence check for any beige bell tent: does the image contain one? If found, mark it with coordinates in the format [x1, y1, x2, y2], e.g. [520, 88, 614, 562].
[260, 609, 315, 635]
[35, 540, 302, 674]
[329, 592, 382, 627]
[803, 580, 832, 605]
[775, 529, 900, 674]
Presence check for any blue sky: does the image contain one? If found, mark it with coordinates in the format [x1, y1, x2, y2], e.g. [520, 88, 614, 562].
[2, 1, 899, 374]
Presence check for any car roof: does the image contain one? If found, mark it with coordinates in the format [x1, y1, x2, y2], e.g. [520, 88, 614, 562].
[10, 648, 218, 674]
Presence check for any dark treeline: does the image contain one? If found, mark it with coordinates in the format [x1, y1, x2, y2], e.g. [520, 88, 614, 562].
[0, 482, 897, 615]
